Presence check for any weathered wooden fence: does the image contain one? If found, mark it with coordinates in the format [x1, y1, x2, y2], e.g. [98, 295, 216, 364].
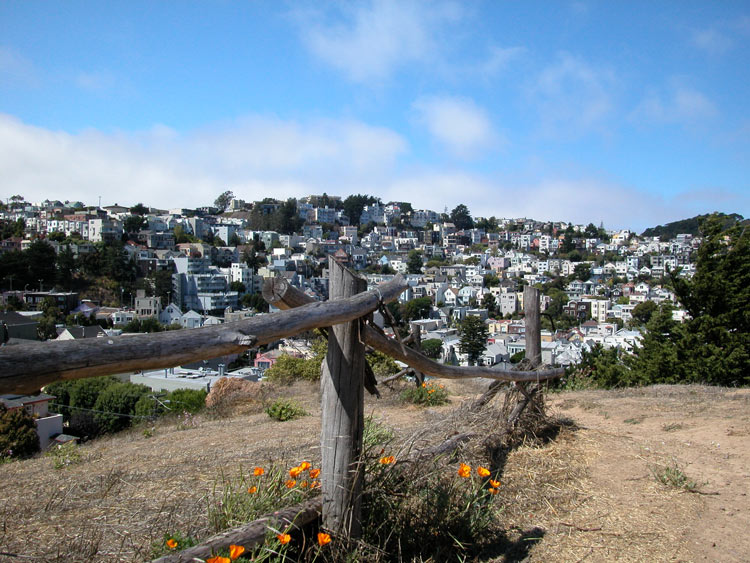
[0, 258, 564, 560]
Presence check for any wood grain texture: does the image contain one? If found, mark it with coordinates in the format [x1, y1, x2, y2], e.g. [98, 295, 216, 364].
[320, 259, 366, 537]
[0, 274, 407, 394]
[151, 498, 321, 562]
[523, 285, 541, 368]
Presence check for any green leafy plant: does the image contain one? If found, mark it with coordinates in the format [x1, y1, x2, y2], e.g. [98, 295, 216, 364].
[400, 381, 450, 407]
[265, 399, 307, 422]
[650, 461, 697, 491]
[46, 441, 82, 470]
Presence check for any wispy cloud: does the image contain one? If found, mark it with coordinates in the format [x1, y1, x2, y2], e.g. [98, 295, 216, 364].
[0, 46, 39, 88]
[631, 85, 718, 125]
[529, 52, 616, 138]
[296, 0, 462, 83]
[475, 45, 525, 77]
[75, 71, 117, 93]
[690, 15, 750, 54]
[412, 95, 502, 158]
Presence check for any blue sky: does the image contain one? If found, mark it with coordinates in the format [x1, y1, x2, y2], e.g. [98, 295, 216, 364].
[1, 1, 748, 230]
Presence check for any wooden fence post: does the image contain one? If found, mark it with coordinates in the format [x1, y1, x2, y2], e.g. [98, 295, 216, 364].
[320, 258, 367, 537]
[523, 286, 541, 368]
[410, 322, 425, 386]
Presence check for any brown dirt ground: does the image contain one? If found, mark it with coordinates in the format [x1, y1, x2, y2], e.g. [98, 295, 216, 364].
[0, 381, 748, 562]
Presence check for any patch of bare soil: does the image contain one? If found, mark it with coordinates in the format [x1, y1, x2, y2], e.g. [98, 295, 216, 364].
[0, 381, 748, 562]
[541, 385, 750, 563]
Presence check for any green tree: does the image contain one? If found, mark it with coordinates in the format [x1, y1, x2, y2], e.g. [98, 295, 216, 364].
[129, 203, 148, 215]
[629, 300, 658, 327]
[0, 404, 40, 458]
[406, 250, 423, 274]
[167, 388, 207, 414]
[343, 194, 379, 226]
[93, 382, 150, 433]
[214, 190, 234, 212]
[449, 204, 474, 230]
[458, 315, 489, 366]
[402, 297, 432, 321]
[242, 293, 269, 312]
[573, 263, 591, 282]
[123, 215, 148, 235]
[421, 338, 443, 359]
[481, 292, 497, 316]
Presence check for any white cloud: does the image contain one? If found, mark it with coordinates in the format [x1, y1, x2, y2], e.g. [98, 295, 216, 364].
[691, 28, 733, 54]
[297, 0, 461, 83]
[475, 45, 525, 77]
[631, 86, 718, 124]
[412, 96, 502, 158]
[1, 113, 742, 231]
[530, 53, 616, 137]
[0, 113, 407, 209]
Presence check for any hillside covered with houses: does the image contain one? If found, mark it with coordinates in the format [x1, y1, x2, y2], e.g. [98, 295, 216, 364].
[0, 193, 710, 378]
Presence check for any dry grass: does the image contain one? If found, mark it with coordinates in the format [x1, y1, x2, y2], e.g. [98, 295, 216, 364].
[1, 381, 744, 562]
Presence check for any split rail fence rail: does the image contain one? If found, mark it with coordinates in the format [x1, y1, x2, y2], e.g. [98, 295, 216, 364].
[0, 258, 564, 561]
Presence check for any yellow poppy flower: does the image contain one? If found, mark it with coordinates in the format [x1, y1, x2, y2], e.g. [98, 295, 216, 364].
[277, 533, 291, 545]
[477, 466, 490, 477]
[457, 463, 471, 478]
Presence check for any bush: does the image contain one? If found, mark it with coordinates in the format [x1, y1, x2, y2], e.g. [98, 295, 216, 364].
[167, 388, 207, 414]
[367, 351, 399, 377]
[0, 404, 40, 459]
[93, 382, 150, 433]
[400, 381, 450, 406]
[265, 399, 307, 422]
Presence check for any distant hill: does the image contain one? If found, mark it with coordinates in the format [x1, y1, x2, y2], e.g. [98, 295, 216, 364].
[641, 213, 746, 239]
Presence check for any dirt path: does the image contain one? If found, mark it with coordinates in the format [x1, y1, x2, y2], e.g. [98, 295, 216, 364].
[546, 385, 750, 562]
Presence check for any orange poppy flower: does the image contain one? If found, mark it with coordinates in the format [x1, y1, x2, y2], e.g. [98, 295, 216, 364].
[309, 468, 320, 479]
[489, 479, 501, 488]
[166, 538, 177, 549]
[206, 557, 230, 563]
[310, 480, 320, 488]
[247, 486, 257, 494]
[421, 382, 427, 388]
[277, 533, 291, 545]
[488, 487, 499, 495]
[285, 479, 296, 488]
[229, 544, 245, 560]
[299, 461, 311, 471]
[379, 455, 396, 465]
[300, 481, 308, 488]
[317, 532, 332, 546]
[477, 466, 490, 477]
[289, 466, 303, 478]
[457, 463, 471, 478]
[253, 467, 264, 476]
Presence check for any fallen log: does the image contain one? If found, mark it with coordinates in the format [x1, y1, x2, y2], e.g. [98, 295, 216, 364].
[0, 275, 407, 394]
[263, 277, 566, 383]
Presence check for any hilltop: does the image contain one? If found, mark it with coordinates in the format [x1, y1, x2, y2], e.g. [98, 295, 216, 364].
[640, 212, 745, 239]
[1, 381, 748, 562]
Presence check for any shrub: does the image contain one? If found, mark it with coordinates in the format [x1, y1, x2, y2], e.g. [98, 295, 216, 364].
[400, 381, 450, 407]
[168, 388, 207, 414]
[265, 399, 307, 422]
[93, 382, 150, 433]
[0, 404, 40, 459]
[367, 351, 400, 377]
